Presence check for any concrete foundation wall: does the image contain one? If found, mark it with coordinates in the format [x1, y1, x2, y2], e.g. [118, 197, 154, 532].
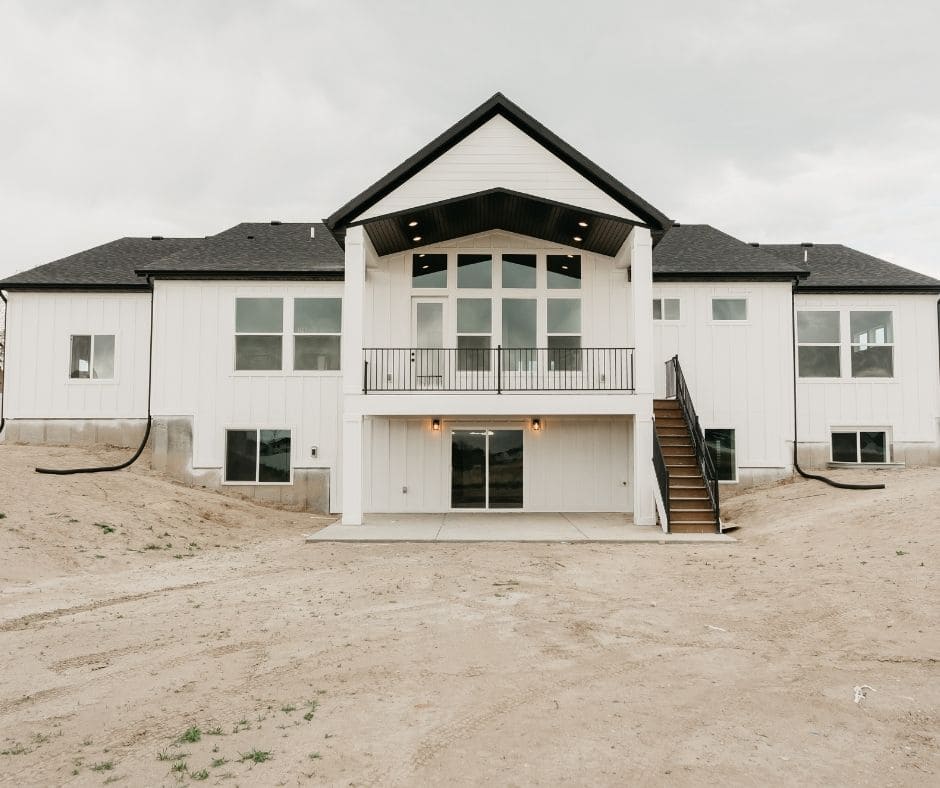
[795, 440, 940, 469]
[150, 416, 331, 513]
[0, 418, 147, 448]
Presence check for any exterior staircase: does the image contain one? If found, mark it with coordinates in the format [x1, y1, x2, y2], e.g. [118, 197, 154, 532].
[653, 398, 720, 533]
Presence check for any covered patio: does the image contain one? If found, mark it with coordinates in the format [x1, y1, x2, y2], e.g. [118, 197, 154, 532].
[306, 512, 735, 543]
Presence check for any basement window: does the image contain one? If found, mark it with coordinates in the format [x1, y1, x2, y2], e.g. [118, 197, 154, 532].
[293, 298, 341, 371]
[235, 298, 283, 371]
[69, 334, 115, 380]
[652, 298, 680, 321]
[225, 428, 292, 483]
[704, 428, 736, 482]
[831, 430, 888, 463]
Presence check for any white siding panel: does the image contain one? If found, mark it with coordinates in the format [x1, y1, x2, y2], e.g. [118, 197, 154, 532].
[3, 291, 150, 418]
[357, 115, 641, 222]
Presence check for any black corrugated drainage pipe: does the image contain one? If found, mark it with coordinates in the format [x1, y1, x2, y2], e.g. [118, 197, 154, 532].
[790, 279, 884, 490]
[35, 283, 155, 475]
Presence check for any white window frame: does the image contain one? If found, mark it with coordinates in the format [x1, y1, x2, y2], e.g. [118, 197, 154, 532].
[710, 297, 748, 323]
[849, 310, 895, 380]
[652, 297, 681, 322]
[67, 333, 118, 383]
[292, 297, 342, 374]
[222, 426, 294, 485]
[233, 297, 285, 374]
[796, 309, 841, 379]
[829, 427, 891, 464]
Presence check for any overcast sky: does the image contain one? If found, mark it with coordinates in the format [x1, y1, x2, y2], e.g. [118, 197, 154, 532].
[1, 0, 938, 281]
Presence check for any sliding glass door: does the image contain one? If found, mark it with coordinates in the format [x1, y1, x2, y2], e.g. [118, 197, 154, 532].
[451, 429, 524, 509]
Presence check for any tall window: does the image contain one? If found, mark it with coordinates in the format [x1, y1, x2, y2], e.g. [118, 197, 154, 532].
[457, 298, 491, 371]
[704, 428, 736, 482]
[546, 255, 581, 289]
[850, 311, 893, 377]
[652, 298, 680, 321]
[457, 254, 492, 288]
[502, 253, 536, 288]
[69, 334, 115, 380]
[294, 298, 341, 371]
[235, 298, 283, 371]
[797, 311, 840, 377]
[225, 429, 291, 483]
[547, 298, 581, 371]
[712, 298, 747, 321]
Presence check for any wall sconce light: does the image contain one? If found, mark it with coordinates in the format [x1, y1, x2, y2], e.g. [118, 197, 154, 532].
[531, 418, 541, 431]
[432, 418, 441, 431]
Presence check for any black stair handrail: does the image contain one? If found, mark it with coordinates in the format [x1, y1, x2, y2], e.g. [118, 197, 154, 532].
[665, 355, 720, 527]
[652, 429, 671, 532]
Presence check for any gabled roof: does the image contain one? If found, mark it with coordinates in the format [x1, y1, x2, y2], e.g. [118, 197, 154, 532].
[326, 92, 671, 233]
[137, 222, 344, 279]
[0, 237, 199, 290]
[653, 224, 807, 279]
[760, 244, 940, 292]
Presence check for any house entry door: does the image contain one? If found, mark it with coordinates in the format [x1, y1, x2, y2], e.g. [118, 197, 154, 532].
[411, 298, 445, 388]
[451, 429, 524, 509]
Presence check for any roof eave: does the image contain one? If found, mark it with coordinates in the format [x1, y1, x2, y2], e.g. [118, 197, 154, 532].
[139, 270, 345, 281]
[653, 271, 808, 282]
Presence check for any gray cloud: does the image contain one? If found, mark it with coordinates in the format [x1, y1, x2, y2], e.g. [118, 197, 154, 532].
[1, 0, 938, 278]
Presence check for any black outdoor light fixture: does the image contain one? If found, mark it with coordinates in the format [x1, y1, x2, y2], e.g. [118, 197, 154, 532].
[531, 418, 542, 431]
[432, 418, 441, 431]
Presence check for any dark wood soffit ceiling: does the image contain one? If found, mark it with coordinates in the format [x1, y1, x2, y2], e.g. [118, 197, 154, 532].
[356, 189, 640, 257]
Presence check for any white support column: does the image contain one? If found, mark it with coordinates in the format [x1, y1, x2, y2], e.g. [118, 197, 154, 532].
[633, 415, 656, 526]
[626, 226, 656, 526]
[341, 226, 367, 524]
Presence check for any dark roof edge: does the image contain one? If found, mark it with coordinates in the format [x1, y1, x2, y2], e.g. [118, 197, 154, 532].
[326, 92, 671, 232]
[349, 186, 646, 229]
[795, 284, 940, 294]
[0, 282, 150, 292]
[654, 272, 808, 282]
[140, 270, 345, 281]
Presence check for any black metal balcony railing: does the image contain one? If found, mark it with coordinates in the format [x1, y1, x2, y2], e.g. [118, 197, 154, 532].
[363, 347, 635, 393]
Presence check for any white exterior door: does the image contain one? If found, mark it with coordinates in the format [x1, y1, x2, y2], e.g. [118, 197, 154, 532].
[412, 298, 446, 388]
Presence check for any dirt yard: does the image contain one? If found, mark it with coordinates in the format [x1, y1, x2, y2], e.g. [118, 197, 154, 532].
[0, 444, 937, 786]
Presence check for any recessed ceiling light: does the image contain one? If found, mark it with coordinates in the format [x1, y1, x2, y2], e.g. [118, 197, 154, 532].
[418, 253, 426, 258]
[561, 265, 569, 270]
[408, 220, 418, 227]
[578, 220, 588, 228]
[421, 264, 429, 269]
[573, 236, 583, 242]
[413, 236, 422, 242]
[567, 254, 574, 258]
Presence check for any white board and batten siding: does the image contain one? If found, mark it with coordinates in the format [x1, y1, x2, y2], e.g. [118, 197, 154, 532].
[3, 291, 151, 418]
[652, 282, 795, 477]
[794, 292, 940, 447]
[151, 281, 344, 507]
[355, 115, 641, 223]
[363, 417, 633, 513]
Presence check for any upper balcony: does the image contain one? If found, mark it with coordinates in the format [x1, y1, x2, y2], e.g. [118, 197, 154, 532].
[363, 346, 634, 393]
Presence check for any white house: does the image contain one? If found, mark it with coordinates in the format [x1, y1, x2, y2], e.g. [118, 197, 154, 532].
[2, 93, 938, 533]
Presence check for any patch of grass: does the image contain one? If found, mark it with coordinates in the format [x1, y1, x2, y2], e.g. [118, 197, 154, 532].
[206, 726, 225, 736]
[308, 752, 322, 760]
[103, 775, 121, 785]
[90, 760, 114, 772]
[0, 513, 6, 519]
[211, 757, 228, 767]
[1, 743, 30, 756]
[233, 719, 250, 734]
[239, 748, 272, 764]
[896, 549, 908, 556]
[280, 704, 296, 713]
[94, 522, 116, 534]
[170, 760, 187, 773]
[143, 543, 162, 550]
[178, 726, 201, 744]
[191, 768, 210, 781]
[303, 699, 320, 721]
[157, 749, 189, 762]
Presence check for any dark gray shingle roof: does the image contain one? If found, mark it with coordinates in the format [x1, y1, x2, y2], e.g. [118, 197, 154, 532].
[0, 237, 198, 289]
[653, 224, 806, 278]
[760, 244, 940, 292]
[136, 222, 344, 277]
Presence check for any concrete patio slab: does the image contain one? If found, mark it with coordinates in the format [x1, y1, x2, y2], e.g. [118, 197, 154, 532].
[305, 512, 736, 544]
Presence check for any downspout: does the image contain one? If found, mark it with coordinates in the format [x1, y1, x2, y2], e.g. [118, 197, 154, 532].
[790, 274, 884, 490]
[35, 280, 156, 475]
[0, 289, 7, 437]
